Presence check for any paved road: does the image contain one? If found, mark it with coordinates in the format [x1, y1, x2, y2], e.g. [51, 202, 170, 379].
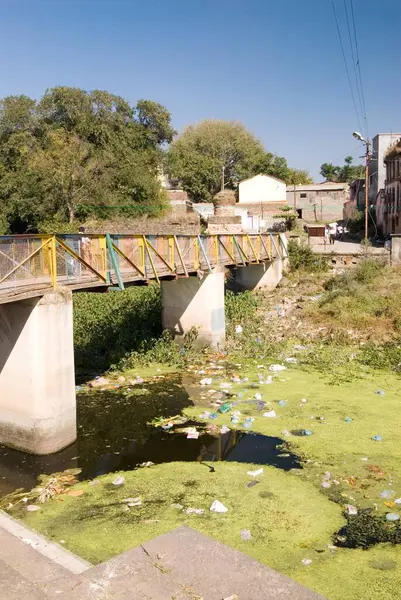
[312, 240, 388, 255]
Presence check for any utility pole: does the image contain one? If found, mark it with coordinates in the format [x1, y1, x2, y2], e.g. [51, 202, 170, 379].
[293, 181, 296, 209]
[221, 165, 225, 192]
[364, 140, 371, 242]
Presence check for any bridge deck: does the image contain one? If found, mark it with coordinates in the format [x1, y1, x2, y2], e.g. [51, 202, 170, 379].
[0, 233, 286, 304]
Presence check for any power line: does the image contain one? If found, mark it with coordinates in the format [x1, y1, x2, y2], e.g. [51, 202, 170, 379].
[350, 0, 369, 138]
[343, 0, 366, 137]
[330, 0, 363, 134]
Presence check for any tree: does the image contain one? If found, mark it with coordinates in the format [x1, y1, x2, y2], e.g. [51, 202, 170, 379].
[166, 120, 312, 202]
[320, 156, 364, 183]
[0, 87, 174, 232]
[29, 129, 103, 222]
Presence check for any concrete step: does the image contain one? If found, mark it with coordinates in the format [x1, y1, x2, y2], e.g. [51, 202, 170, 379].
[0, 558, 47, 600]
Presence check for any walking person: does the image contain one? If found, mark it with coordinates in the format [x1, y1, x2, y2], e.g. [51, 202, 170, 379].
[329, 222, 337, 245]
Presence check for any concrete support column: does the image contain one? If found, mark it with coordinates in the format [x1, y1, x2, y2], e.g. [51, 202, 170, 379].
[391, 235, 401, 263]
[0, 290, 76, 454]
[161, 269, 225, 348]
[232, 260, 283, 291]
[279, 233, 289, 270]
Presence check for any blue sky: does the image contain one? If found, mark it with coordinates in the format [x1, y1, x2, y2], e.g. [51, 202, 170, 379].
[1, 0, 400, 180]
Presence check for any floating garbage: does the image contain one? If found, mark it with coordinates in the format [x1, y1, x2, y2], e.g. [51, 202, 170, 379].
[199, 411, 211, 419]
[210, 500, 228, 513]
[171, 503, 184, 510]
[282, 430, 291, 437]
[235, 325, 243, 334]
[285, 357, 297, 364]
[200, 378, 213, 386]
[380, 490, 394, 499]
[26, 505, 40, 512]
[209, 413, 219, 419]
[247, 468, 263, 477]
[300, 398, 307, 404]
[386, 513, 400, 522]
[124, 497, 142, 507]
[303, 429, 313, 436]
[269, 364, 287, 372]
[247, 480, 259, 488]
[254, 393, 262, 401]
[372, 435, 383, 441]
[294, 345, 307, 351]
[345, 504, 358, 515]
[185, 508, 205, 515]
[139, 461, 154, 468]
[344, 417, 353, 422]
[278, 400, 287, 407]
[162, 423, 173, 430]
[112, 476, 125, 486]
[259, 375, 273, 385]
[263, 410, 277, 418]
[220, 425, 230, 434]
[240, 529, 252, 541]
[301, 558, 312, 566]
[220, 382, 232, 389]
[376, 390, 385, 396]
[231, 415, 240, 425]
[394, 498, 401, 505]
[321, 482, 331, 489]
[219, 402, 233, 414]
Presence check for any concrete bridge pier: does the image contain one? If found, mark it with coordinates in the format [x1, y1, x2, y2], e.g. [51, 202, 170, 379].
[0, 290, 76, 455]
[161, 268, 225, 348]
[231, 259, 284, 291]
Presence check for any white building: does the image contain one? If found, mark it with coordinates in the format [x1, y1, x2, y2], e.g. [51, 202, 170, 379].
[238, 174, 287, 204]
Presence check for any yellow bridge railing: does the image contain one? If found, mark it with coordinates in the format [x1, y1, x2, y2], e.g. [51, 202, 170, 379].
[0, 233, 287, 302]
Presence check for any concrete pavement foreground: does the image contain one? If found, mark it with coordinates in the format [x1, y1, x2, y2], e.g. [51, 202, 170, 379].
[0, 518, 326, 600]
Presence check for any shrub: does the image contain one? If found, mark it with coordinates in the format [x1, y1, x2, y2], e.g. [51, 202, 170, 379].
[288, 240, 328, 272]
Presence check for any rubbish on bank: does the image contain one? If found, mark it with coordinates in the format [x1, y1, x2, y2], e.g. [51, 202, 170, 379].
[139, 461, 154, 468]
[303, 429, 313, 436]
[269, 364, 286, 372]
[171, 503, 184, 510]
[220, 425, 230, 434]
[210, 500, 228, 513]
[243, 417, 254, 429]
[294, 345, 307, 351]
[345, 504, 358, 515]
[89, 376, 109, 388]
[67, 489, 84, 497]
[185, 508, 205, 515]
[118, 376, 125, 383]
[301, 558, 312, 566]
[285, 357, 297, 364]
[386, 513, 400, 522]
[231, 415, 240, 425]
[258, 374, 273, 385]
[321, 482, 331, 489]
[247, 468, 263, 477]
[209, 412, 219, 420]
[394, 498, 401, 505]
[263, 410, 277, 418]
[300, 398, 307, 404]
[240, 529, 252, 541]
[75, 385, 83, 392]
[278, 400, 287, 407]
[220, 382, 232, 389]
[235, 325, 243, 334]
[254, 393, 262, 401]
[112, 476, 125, 486]
[186, 428, 199, 439]
[380, 490, 394, 499]
[372, 435, 383, 441]
[344, 417, 353, 422]
[89, 479, 100, 486]
[376, 390, 385, 396]
[200, 378, 213, 386]
[282, 430, 291, 437]
[26, 505, 41, 512]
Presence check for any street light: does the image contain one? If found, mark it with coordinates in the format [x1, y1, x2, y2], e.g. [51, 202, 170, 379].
[352, 132, 371, 241]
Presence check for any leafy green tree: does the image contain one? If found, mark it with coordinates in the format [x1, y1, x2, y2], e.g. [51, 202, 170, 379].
[320, 156, 364, 183]
[166, 120, 312, 202]
[0, 87, 174, 232]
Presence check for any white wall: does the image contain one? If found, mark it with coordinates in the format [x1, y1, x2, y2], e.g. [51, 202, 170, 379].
[239, 174, 286, 204]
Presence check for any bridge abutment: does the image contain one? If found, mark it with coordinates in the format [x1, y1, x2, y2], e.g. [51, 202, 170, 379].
[0, 290, 76, 454]
[161, 269, 225, 348]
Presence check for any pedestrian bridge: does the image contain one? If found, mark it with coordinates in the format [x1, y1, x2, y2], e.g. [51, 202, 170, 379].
[0, 232, 287, 457]
[0, 232, 286, 303]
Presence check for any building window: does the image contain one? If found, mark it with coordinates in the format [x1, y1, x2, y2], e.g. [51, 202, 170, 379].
[300, 193, 307, 198]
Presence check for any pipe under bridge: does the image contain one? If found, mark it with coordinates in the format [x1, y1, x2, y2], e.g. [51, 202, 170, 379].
[0, 232, 287, 455]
